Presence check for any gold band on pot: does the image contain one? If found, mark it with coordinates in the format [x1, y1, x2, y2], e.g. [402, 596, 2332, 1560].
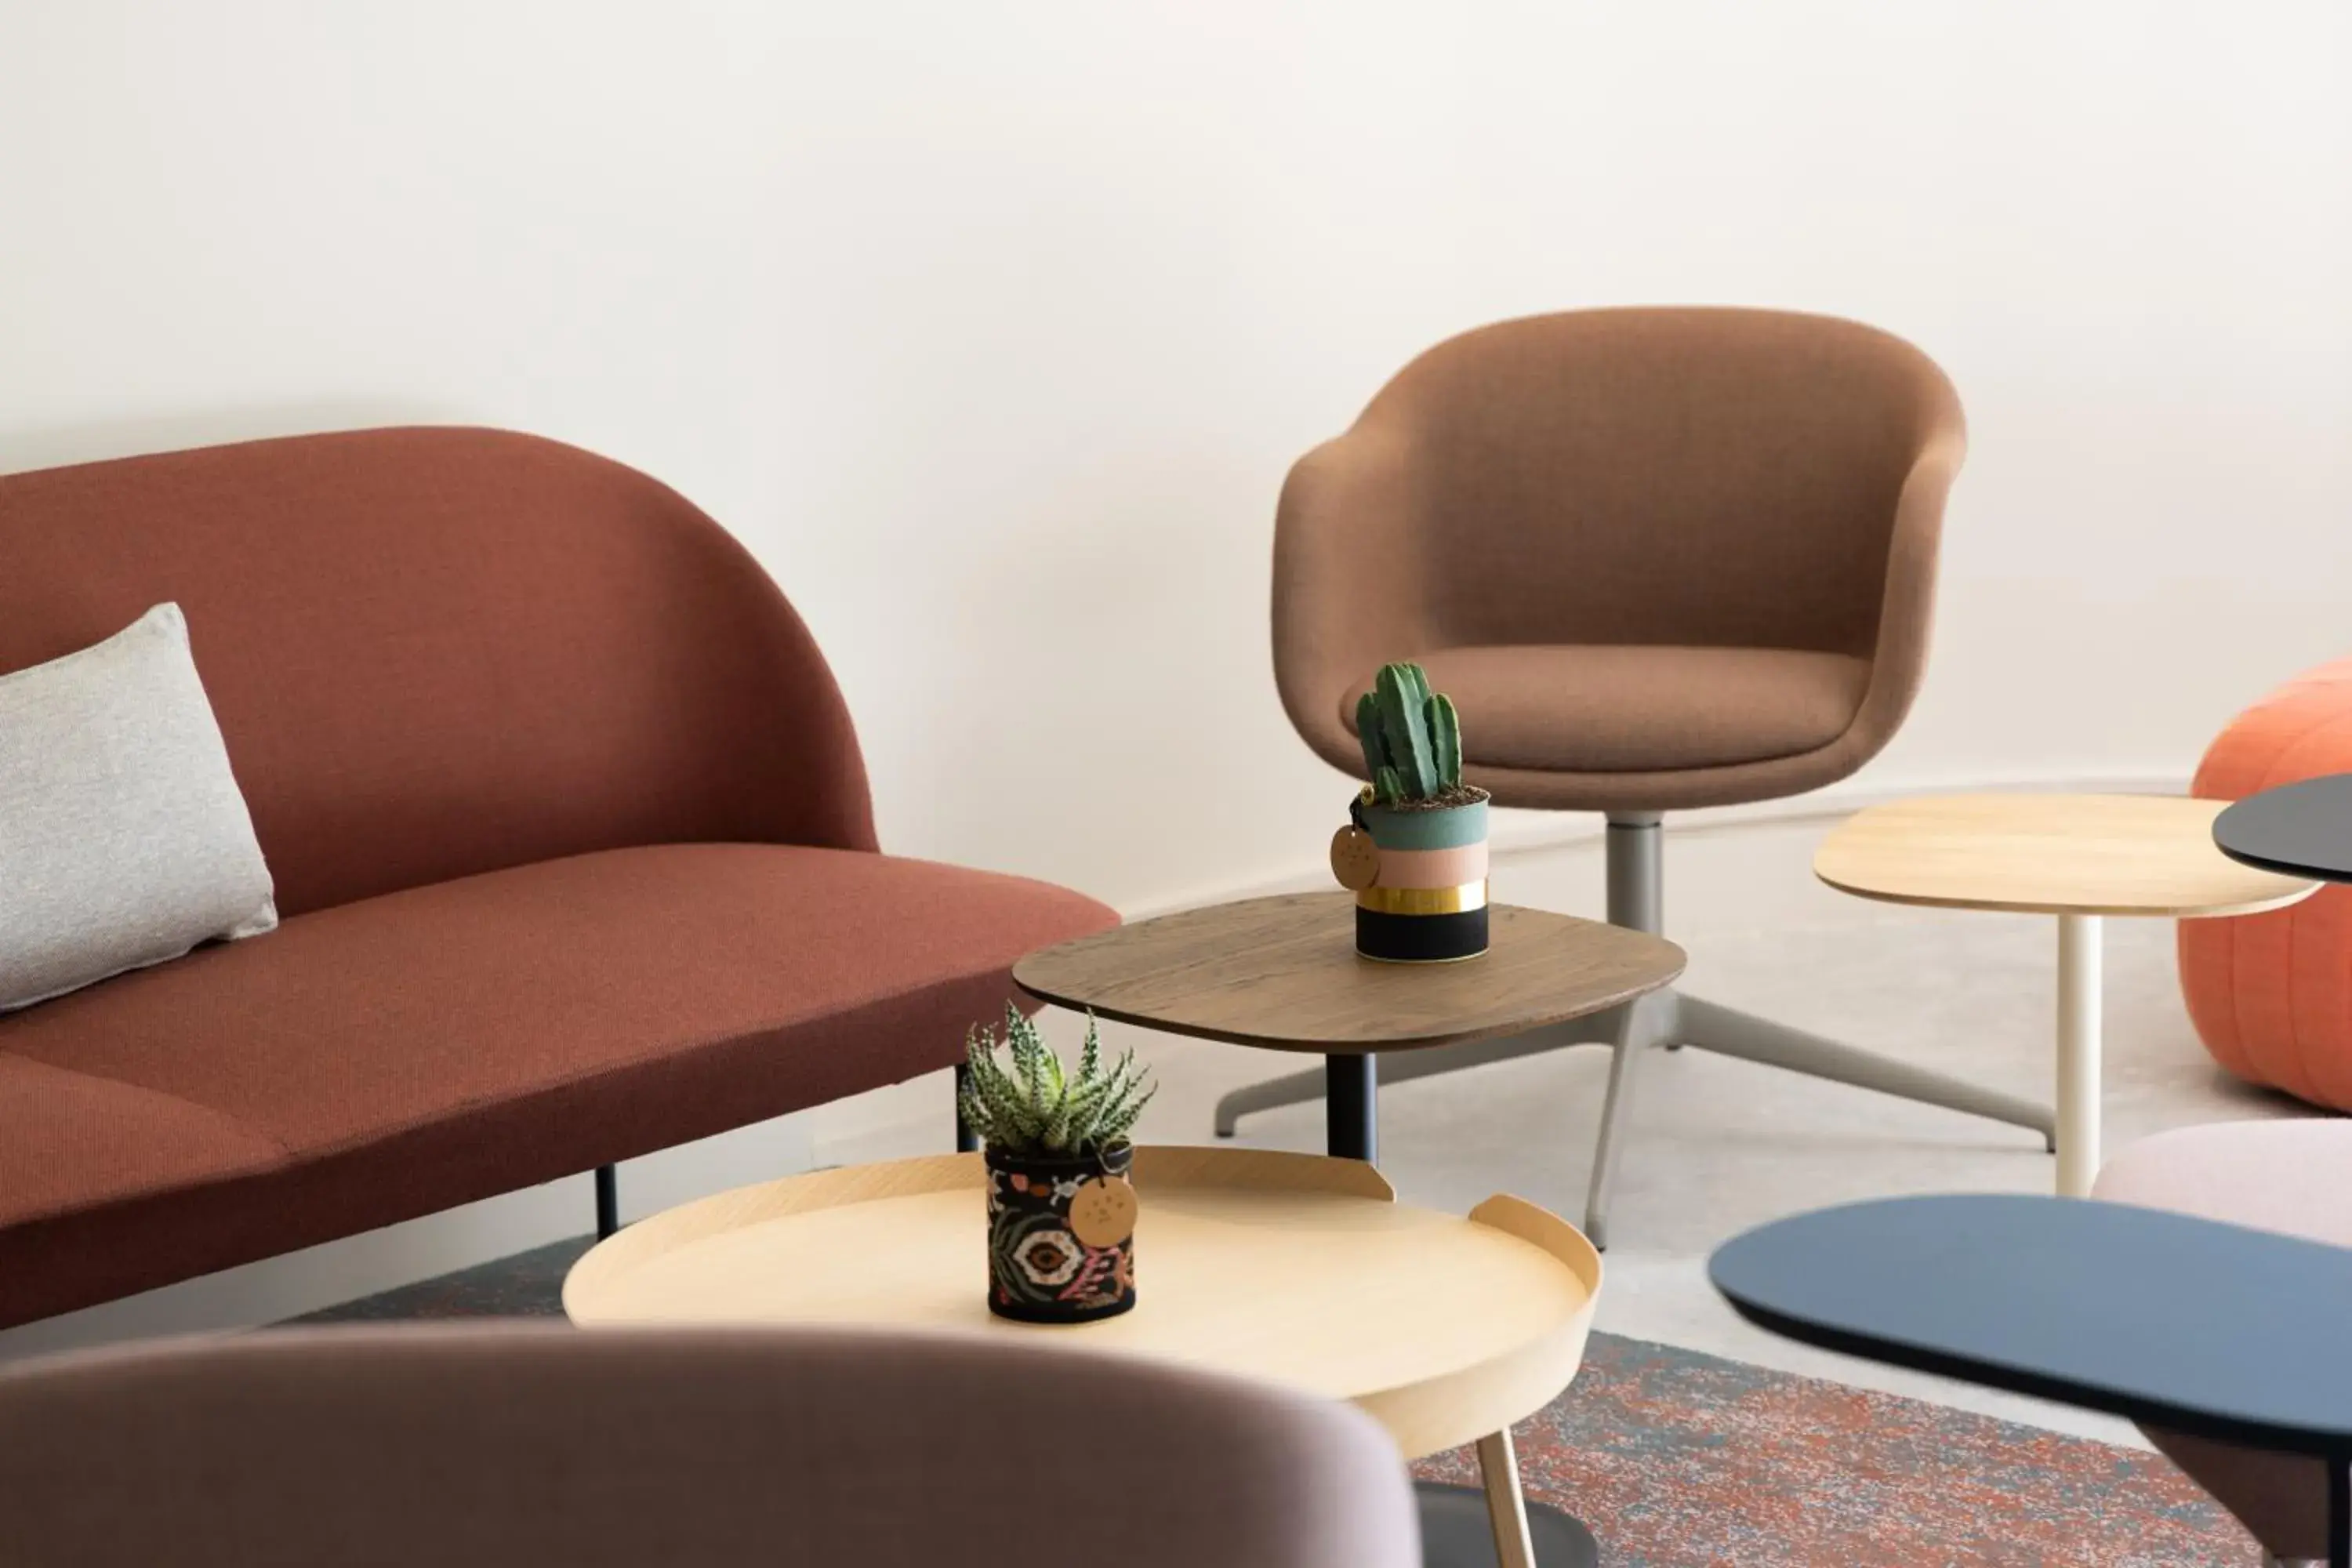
[1355, 880, 1488, 916]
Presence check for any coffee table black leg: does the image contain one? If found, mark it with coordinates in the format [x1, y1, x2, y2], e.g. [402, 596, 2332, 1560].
[1326, 1052, 1377, 1163]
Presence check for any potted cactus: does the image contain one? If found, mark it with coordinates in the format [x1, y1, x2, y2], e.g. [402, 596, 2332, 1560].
[959, 1005, 1156, 1323]
[1329, 661, 1491, 962]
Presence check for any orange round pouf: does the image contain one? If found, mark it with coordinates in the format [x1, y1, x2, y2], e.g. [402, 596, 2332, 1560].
[2181, 656, 2352, 1110]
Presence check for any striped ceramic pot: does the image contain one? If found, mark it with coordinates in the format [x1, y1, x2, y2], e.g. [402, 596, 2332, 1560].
[1352, 790, 1490, 962]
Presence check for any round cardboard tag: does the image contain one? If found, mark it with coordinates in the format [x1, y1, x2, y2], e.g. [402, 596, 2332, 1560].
[1069, 1175, 1139, 1248]
[1330, 826, 1381, 891]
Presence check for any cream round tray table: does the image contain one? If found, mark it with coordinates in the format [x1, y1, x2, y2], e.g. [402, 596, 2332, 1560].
[566, 1145, 1602, 1568]
[1814, 793, 2315, 1195]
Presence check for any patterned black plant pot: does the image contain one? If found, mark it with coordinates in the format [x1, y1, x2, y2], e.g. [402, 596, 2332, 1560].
[984, 1142, 1138, 1324]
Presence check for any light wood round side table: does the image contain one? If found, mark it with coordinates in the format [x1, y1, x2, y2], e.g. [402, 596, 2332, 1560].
[1814, 793, 2316, 1195]
[567, 1145, 1603, 1568]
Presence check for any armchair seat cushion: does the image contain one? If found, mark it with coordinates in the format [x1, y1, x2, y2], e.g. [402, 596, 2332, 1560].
[1345, 644, 1872, 775]
[0, 844, 1116, 1327]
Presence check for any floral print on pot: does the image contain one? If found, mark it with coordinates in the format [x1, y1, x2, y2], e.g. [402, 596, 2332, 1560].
[985, 1142, 1137, 1323]
[958, 1004, 1155, 1325]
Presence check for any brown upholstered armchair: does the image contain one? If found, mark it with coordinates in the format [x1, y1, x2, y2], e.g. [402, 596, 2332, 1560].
[0, 1326, 1420, 1567]
[1225, 309, 2052, 1244]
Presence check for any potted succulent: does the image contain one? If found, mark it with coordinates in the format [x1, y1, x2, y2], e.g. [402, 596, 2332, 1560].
[1329, 661, 1492, 962]
[959, 1005, 1156, 1324]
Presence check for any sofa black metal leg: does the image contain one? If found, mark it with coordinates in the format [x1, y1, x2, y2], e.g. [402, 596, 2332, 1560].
[954, 1062, 979, 1152]
[595, 1164, 619, 1240]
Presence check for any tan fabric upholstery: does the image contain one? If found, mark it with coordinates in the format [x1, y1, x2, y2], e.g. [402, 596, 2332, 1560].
[1276, 308, 1965, 811]
[1342, 646, 1872, 774]
[0, 1325, 1420, 1568]
[2093, 1120, 2352, 1560]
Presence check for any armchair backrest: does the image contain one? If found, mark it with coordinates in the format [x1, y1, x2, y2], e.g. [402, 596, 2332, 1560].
[1352, 307, 1963, 657]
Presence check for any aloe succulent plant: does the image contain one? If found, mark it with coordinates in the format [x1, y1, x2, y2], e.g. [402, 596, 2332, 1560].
[958, 1005, 1156, 1157]
[1355, 661, 1467, 804]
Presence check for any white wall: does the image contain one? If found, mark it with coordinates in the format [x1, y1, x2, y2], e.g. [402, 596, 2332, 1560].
[5, 1, 2350, 1348]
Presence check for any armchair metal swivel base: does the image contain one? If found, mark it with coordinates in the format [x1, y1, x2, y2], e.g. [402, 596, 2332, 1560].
[1214, 814, 2055, 1248]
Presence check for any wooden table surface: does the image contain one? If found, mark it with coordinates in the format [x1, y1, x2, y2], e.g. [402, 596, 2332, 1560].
[564, 1145, 1602, 1465]
[1813, 793, 2316, 917]
[1011, 891, 1686, 1054]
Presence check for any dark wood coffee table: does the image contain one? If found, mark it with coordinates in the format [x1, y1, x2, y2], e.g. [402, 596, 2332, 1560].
[2215, 773, 2352, 884]
[1013, 891, 1686, 1165]
[1014, 892, 1683, 1568]
[1711, 1193, 2352, 1567]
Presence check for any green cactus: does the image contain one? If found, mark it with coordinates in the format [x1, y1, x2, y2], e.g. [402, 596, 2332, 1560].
[1374, 664, 1438, 798]
[1426, 692, 1461, 790]
[1353, 662, 1465, 803]
[957, 1005, 1156, 1157]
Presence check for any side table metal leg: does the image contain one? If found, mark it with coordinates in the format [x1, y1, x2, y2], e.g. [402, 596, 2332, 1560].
[2055, 913, 2103, 1197]
[1327, 1052, 1377, 1164]
[1476, 1430, 1537, 1568]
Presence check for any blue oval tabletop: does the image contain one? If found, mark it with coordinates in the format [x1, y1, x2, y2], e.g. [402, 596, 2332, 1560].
[1710, 1192, 2352, 1563]
[2213, 771, 2352, 884]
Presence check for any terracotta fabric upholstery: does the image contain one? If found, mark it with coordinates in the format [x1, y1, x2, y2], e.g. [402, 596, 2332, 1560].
[2180, 655, 2352, 1111]
[0, 1325, 1421, 1568]
[0, 427, 876, 916]
[0, 430, 1119, 1328]
[2093, 1120, 2352, 1561]
[1276, 309, 1965, 811]
[0, 845, 1109, 1327]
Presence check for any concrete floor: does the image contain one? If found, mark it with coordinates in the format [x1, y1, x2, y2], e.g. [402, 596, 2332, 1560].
[1102, 816, 2316, 1446]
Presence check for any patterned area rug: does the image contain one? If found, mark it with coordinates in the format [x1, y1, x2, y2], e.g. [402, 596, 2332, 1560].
[296, 1240, 2253, 1566]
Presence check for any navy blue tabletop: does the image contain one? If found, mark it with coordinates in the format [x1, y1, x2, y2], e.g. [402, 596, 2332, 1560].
[1708, 1193, 2352, 1459]
[2214, 773, 2352, 884]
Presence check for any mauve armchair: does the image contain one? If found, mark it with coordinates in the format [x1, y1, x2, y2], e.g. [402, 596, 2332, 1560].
[0, 1325, 1421, 1568]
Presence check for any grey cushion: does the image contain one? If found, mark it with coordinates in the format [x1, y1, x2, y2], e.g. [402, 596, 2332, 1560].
[0, 604, 276, 1011]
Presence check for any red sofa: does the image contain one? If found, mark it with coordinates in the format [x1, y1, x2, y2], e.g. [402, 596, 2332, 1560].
[0, 427, 1116, 1329]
